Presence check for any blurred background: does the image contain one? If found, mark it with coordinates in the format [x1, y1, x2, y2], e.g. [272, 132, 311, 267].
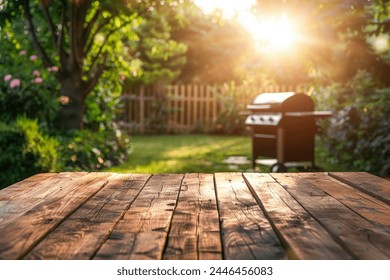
[1, 0, 389, 189]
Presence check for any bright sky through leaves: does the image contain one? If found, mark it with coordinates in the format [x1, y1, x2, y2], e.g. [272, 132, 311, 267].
[194, 0, 299, 53]
[193, 0, 256, 17]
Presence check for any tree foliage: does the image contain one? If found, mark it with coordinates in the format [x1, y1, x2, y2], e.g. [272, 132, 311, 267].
[1, 0, 189, 130]
[0, 0, 195, 184]
[127, 6, 189, 85]
[171, 9, 254, 84]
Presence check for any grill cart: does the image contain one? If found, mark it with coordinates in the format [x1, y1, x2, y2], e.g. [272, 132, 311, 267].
[245, 92, 332, 172]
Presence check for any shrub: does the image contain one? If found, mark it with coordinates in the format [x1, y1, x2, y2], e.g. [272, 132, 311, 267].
[0, 117, 59, 189]
[0, 48, 60, 129]
[214, 83, 248, 135]
[314, 70, 390, 176]
[60, 71, 132, 171]
[58, 125, 131, 171]
[0, 31, 131, 180]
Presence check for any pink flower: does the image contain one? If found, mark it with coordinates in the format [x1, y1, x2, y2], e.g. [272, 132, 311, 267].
[58, 96, 70, 105]
[48, 66, 59, 72]
[4, 74, 12, 82]
[33, 70, 41, 77]
[33, 77, 43, 84]
[30, 55, 38, 61]
[10, 79, 21, 89]
[19, 50, 27, 55]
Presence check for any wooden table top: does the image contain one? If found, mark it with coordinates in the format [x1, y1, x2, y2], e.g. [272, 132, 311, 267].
[0, 172, 389, 260]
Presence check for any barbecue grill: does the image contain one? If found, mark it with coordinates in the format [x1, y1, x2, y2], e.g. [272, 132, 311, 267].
[245, 92, 332, 172]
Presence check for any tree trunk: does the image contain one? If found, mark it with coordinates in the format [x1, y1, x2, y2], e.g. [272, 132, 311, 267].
[57, 77, 86, 131]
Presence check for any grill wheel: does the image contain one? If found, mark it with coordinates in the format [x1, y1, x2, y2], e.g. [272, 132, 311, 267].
[270, 163, 288, 173]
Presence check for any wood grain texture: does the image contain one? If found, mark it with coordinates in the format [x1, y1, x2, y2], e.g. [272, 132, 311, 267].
[163, 173, 222, 260]
[303, 173, 390, 228]
[214, 172, 287, 260]
[94, 174, 184, 260]
[272, 173, 390, 259]
[0, 173, 87, 226]
[0, 173, 53, 197]
[244, 173, 352, 259]
[1, 172, 390, 260]
[329, 172, 390, 205]
[23, 174, 151, 260]
[0, 172, 114, 259]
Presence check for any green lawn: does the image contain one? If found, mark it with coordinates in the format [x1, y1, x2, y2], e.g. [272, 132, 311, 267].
[108, 134, 255, 173]
[108, 134, 343, 174]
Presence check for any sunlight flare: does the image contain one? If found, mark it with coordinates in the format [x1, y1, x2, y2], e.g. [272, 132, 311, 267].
[241, 13, 298, 52]
[194, 0, 299, 54]
[372, 34, 389, 53]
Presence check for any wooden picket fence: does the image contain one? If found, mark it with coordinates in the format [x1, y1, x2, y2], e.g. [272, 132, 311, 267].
[118, 83, 304, 134]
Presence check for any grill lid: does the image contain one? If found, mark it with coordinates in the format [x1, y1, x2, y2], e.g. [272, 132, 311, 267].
[247, 92, 314, 112]
[253, 92, 295, 104]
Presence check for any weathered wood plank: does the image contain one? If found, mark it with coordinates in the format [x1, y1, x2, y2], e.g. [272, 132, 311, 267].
[329, 172, 390, 205]
[0, 173, 87, 226]
[23, 174, 151, 260]
[303, 173, 390, 228]
[271, 173, 390, 259]
[0, 173, 53, 195]
[243, 173, 352, 259]
[214, 173, 287, 260]
[0, 173, 87, 207]
[163, 173, 222, 260]
[2, 171, 389, 260]
[0, 173, 54, 212]
[94, 174, 184, 260]
[0, 172, 115, 259]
